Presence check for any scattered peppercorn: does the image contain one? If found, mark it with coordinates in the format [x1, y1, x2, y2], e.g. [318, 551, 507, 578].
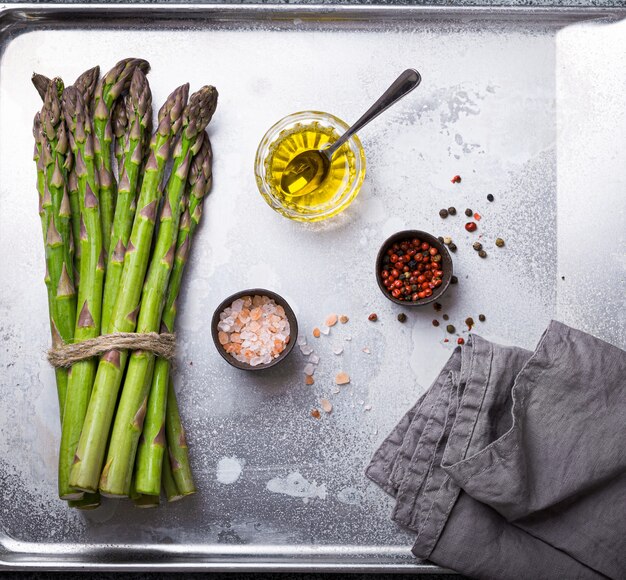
[465, 317, 474, 330]
[432, 319, 440, 327]
[465, 222, 477, 232]
[446, 324, 455, 333]
[368, 313, 378, 322]
[473, 213, 481, 221]
[457, 337, 465, 345]
[478, 250, 487, 258]
[443, 236, 452, 245]
[443, 314, 449, 321]
[397, 313, 407, 323]
[465, 208, 473, 217]
[434, 302, 442, 312]
[311, 409, 321, 419]
[450, 276, 458, 284]
[437, 236, 444, 243]
[495, 237, 505, 247]
[448, 243, 457, 252]
[487, 194, 494, 202]
[448, 206, 457, 216]
[451, 175, 461, 183]
[439, 209, 449, 219]
[478, 314, 486, 322]
[472, 242, 483, 251]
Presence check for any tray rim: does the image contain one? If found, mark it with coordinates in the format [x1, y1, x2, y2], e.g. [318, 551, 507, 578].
[1, 1, 624, 573]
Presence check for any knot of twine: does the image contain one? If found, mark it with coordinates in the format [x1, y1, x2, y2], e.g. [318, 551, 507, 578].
[47, 332, 176, 368]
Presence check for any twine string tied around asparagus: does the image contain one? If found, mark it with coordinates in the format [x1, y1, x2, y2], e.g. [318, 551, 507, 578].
[47, 332, 176, 368]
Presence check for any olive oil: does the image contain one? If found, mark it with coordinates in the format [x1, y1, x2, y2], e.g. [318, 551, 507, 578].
[264, 121, 360, 219]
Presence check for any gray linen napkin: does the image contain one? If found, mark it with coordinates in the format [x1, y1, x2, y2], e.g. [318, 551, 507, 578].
[366, 320, 625, 580]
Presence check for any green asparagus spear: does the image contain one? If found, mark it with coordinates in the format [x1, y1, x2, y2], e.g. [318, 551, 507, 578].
[101, 69, 152, 334]
[112, 101, 128, 182]
[58, 86, 104, 500]
[68, 66, 100, 277]
[134, 134, 212, 495]
[33, 104, 76, 417]
[165, 374, 195, 495]
[100, 86, 217, 497]
[162, 449, 183, 502]
[69, 84, 189, 494]
[92, 58, 150, 259]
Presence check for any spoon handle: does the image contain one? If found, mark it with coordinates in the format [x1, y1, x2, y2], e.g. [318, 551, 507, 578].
[325, 68, 421, 159]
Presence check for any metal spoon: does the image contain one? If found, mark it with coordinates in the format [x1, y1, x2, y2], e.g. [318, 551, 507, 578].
[280, 68, 421, 197]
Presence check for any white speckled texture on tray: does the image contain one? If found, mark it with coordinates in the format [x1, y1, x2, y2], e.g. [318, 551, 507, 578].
[0, 1, 624, 574]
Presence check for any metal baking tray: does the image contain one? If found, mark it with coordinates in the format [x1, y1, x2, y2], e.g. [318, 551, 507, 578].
[1, 3, 625, 573]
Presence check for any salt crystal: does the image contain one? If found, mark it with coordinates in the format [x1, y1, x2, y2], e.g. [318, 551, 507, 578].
[345, 336, 352, 341]
[300, 345, 314, 355]
[320, 326, 330, 335]
[297, 336, 307, 346]
[250, 356, 264, 366]
[332, 388, 340, 394]
[232, 299, 244, 312]
[320, 399, 333, 413]
[333, 347, 343, 355]
[364, 405, 372, 411]
[217, 321, 231, 332]
[362, 347, 371, 354]
[358, 399, 364, 405]
[325, 314, 338, 327]
[335, 372, 350, 385]
[309, 354, 320, 364]
[304, 363, 315, 376]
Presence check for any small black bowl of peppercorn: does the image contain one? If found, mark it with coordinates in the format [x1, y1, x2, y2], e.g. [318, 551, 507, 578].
[376, 230, 453, 306]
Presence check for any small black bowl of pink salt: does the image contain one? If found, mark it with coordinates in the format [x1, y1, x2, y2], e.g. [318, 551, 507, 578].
[376, 230, 453, 307]
[211, 289, 298, 371]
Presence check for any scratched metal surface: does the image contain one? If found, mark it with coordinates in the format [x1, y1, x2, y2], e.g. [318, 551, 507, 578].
[0, 4, 624, 572]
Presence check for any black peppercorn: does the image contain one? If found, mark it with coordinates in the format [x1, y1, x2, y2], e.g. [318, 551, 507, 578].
[478, 314, 486, 322]
[448, 243, 457, 252]
[437, 236, 444, 243]
[450, 275, 458, 284]
[397, 313, 407, 323]
[478, 250, 487, 258]
[465, 208, 473, 217]
[473, 242, 483, 251]
[495, 238, 505, 247]
[448, 207, 457, 216]
[443, 314, 449, 321]
[487, 194, 494, 202]
[432, 319, 440, 327]
[439, 209, 449, 219]
[434, 302, 442, 311]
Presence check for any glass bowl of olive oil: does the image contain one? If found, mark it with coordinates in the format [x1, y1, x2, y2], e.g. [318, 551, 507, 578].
[255, 111, 366, 222]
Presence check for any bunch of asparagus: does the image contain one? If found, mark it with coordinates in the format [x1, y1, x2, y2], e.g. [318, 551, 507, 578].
[32, 58, 217, 508]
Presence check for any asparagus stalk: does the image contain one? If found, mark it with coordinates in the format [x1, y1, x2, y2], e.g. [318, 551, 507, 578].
[112, 101, 128, 182]
[100, 86, 217, 497]
[58, 86, 104, 500]
[134, 134, 212, 495]
[68, 66, 100, 276]
[33, 104, 76, 416]
[101, 69, 152, 334]
[162, 450, 183, 502]
[92, 58, 150, 259]
[69, 84, 189, 494]
[165, 374, 195, 495]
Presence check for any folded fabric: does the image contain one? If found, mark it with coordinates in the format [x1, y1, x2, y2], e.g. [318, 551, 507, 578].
[367, 321, 625, 580]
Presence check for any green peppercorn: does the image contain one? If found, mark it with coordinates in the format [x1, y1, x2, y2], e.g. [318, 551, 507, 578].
[478, 314, 486, 322]
[446, 324, 455, 333]
[450, 276, 458, 284]
[465, 208, 473, 217]
[473, 242, 483, 251]
[448, 207, 457, 216]
[397, 313, 407, 323]
[495, 237, 505, 247]
[448, 243, 457, 252]
[478, 250, 487, 258]
[439, 209, 449, 219]
[432, 254, 441, 262]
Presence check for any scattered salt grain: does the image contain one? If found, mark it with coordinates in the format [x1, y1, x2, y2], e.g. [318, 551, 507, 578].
[309, 354, 320, 364]
[364, 405, 372, 411]
[335, 372, 350, 385]
[305, 375, 314, 385]
[320, 399, 333, 413]
[320, 326, 330, 335]
[333, 347, 343, 355]
[345, 336, 352, 341]
[304, 363, 315, 376]
[297, 336, 307, 346]
[362, 347, 371, 354]
[332, 388, 340, 394]
[300, 345, 314, 355]
[325, 314, 338, 327]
